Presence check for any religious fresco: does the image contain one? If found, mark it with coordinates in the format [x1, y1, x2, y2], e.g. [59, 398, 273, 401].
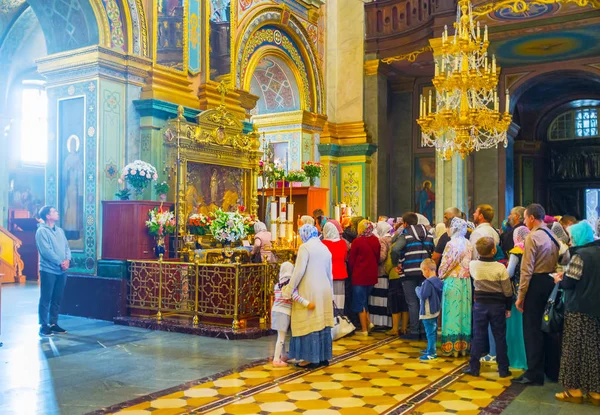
[57, 97, 85, 250]
[414, 156, 436, 224]
[489, 25, 600, 67]
[186, 162, 245, 217]
[250, 56, 300, 114]
[157, 0, 185, 70]
[209, 0, 231, 80]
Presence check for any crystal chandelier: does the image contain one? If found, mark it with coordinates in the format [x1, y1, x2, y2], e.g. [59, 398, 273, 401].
[417, 0, 512, 160]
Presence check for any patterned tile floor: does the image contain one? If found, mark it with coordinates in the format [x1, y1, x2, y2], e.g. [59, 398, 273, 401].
[108, 333, 520, 415]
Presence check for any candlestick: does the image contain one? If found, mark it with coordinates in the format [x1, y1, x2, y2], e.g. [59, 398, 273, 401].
[334, 205, 341, 222]
[419, 94, 423, 117]
[279, 196, 287, 222]
[492, 55, 496, 74]
[270, 223, 278, 241]
[505, 89, 510, 112]
[280, 222, 286, 239]
[287, 202, 294, 228]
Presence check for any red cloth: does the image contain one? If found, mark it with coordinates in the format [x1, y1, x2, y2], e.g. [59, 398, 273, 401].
[348, 235, 380, 286]
[322, 239, 348, 280]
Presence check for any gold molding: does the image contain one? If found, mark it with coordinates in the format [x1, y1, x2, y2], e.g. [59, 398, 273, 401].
[320, 121, 368, 145]
[472, 0, 600, 16]
[251, 110, 327, 130]
[90, 0, 111, 48]
[141, 66, 198, 108]
[198, 81, 247, 120]
[380, 46, 433, 64]
[36, 46, 152, 86]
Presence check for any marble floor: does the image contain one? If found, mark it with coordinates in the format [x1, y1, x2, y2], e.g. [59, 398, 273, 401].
[1, 283, 595, 415]
[0, 283, 275, 415]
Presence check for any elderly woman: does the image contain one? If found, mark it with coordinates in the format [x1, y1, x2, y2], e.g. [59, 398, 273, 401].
[251, 221, 274, 263]
[284, 224, 334, 369]
[348, 220, 381, 336]
[322, 222, 348, 310]
[438, 218, 473, 357]
[299, 215, 315, 226]
[369, 221, 393, 328]
[555, 221, 600, 405]
[505, 226, 530, 370]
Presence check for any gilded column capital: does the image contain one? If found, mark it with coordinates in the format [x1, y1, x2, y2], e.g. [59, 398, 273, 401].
[364, 59, 390, 77]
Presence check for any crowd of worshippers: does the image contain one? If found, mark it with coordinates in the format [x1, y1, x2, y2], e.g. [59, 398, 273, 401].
[258, 204, 600, 407]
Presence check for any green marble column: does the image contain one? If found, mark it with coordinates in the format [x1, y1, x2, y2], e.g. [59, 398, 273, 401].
[435, 152, 468, 224]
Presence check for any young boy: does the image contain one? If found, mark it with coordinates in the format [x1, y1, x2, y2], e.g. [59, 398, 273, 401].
[465, 237, 514, 377]
[415, 258, 443, 361]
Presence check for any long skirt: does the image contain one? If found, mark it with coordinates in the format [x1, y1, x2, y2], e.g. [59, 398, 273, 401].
[369, 275, 392, 328]
[559, 311, 600, 393]
[288, 327, 333, 364]
[441, 276, 472, 356]
[506, 303, 527, 370]
[332, 280, 346, 311]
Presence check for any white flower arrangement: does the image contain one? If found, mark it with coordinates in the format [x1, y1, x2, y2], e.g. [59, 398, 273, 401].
[118, 160, 158, 194]
[209, 208, 247, 243]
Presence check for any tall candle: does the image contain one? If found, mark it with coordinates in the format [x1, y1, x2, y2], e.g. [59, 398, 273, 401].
[287, 203, 294, 226]
[334, 205, 341, 222]
[492, 55, 496, 74]
[428, 91, 432, 114]
[270, 201, 277, 225]
[279, 196, 287, 222]
[280, 222, 286, 239]
[347, 206, 352, 217]
[505, 89, 510, 112]
[419, 94, 424, 117]
[271, 224, 278, 241]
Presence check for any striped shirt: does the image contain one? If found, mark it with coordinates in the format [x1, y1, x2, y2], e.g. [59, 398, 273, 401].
[470, 258, 513, 310]
[272, 284, 310, 316]
[400, 225, 435, 279]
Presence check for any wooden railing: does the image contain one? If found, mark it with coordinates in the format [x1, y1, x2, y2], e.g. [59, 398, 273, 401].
[0, 226, 24, 283]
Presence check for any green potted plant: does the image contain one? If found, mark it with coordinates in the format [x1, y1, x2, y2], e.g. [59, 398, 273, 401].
[302, 161, 324, 186]
[155, 181, 170, 202]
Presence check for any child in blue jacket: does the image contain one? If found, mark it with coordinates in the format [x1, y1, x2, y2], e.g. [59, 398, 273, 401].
[416, 258, 444, 361]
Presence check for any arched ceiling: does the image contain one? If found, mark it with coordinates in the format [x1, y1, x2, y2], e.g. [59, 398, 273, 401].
[0, 0, 27, 45]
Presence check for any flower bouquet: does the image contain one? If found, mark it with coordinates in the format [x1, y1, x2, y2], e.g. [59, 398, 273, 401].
[146, 207, 176, 257]
[155, 181, 170, 201]
[188, 213, 213, 236]
[209, 208, 247, 244]
[119, 160, 158, 195]
[302, 161, 323, 186]
[243, 214, 257, 235]
[286, 170, 306, 186]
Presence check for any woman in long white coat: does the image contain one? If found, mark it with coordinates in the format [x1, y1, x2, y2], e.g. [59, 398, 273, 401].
[284, 224, 335, 369]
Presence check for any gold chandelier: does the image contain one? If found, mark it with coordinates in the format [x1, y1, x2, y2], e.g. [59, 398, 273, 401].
[417, 0, 512, 160]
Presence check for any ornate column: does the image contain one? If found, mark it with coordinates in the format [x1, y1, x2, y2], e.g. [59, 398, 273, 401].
[435, 154, 468, 223]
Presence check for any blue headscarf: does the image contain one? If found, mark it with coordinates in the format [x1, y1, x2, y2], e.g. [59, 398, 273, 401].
[569, 221, 595, 247]
[299, 224, 319, 243]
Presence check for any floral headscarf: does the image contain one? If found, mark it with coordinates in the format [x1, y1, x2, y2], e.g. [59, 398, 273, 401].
[254, 221, 267, 233]
[299, 224, 319, 243]
[300, 215, 315, 226]
[513, 226, 530, 250]
[358, 220, 374, 237]
[351, 216, 364, 233]
[323, 222, 340, 241]
[341, 217, 352, 229]
[374, 221, 393, 239]
[550, 222, 569, 244]
[570, 221, 595, 247]
[449, 217, 467, 239]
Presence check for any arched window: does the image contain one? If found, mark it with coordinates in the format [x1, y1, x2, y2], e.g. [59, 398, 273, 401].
[392, 7, 398, 30]
[20, 81, 48, 164]
[548, 106, 598, 141]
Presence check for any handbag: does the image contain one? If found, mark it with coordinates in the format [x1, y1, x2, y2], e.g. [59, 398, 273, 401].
[331, 301, 355, 341]
[541, 283, 564, 333]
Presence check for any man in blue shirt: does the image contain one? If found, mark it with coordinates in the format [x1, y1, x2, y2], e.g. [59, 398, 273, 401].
[35, 206, 71, 337]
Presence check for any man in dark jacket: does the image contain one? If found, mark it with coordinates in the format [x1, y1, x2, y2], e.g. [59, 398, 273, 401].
[36, 205, 71, 337]
[392, 212, 435, 340]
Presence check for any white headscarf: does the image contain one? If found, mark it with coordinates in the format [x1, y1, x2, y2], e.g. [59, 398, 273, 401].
[300, 215, 315, 226]
[434, 222, 447, 245]
[254, 221, 267, 233]
[448, 217, 468, 252]
[323, 222, 340, 241]
[416, 213, 430, 226]
[278, 261, 294, 284]
[374, 221, 393, 239]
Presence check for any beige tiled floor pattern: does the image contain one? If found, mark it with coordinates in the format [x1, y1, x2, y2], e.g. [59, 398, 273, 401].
[113, 334, 516, 415]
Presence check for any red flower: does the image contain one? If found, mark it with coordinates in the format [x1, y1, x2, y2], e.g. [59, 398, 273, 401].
[238, 205, 246, 213]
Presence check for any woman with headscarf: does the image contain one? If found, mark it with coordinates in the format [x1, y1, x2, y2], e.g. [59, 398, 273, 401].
[505, 225, 530, 370]
[438, 217, 473, 357]
[322, 222, 348, 309]
[283, 224, 334, 369]
[555, 221, 600, 405]
[299, 215, 315, 226]
[433, 222, 447, 246]
[342, 216, 356, 244]
[367, 221, 394, 328]
[348, 220, 380, 336]
[551, 222, 571, 269]
[251, 221, 274, 263]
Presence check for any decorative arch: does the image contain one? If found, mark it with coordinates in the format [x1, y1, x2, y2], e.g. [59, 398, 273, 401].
[123, 0, 149, 56]
[248, 52, 302, 114]
[235, 6, 324, 114]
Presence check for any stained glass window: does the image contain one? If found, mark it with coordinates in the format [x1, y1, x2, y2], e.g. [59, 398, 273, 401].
[575, 108, 598, 137]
